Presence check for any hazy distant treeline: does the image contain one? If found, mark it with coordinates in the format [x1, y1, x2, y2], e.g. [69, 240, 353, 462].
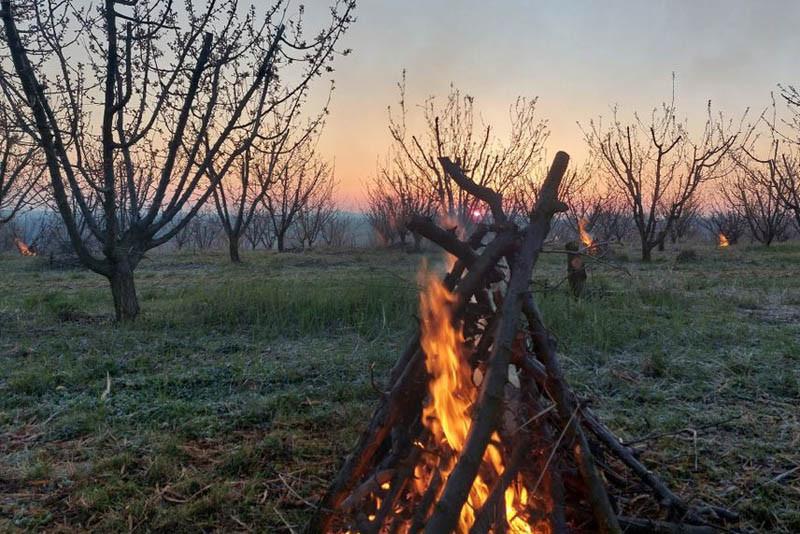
[1, 1, 800, 320]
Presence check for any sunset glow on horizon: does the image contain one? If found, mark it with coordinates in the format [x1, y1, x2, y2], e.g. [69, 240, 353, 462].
[316, 0, 800, 208]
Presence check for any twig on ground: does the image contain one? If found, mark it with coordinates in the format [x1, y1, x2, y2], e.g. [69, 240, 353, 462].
[625, 416, 742, 447]
[273, 506, 297, 534]
[277, 473, 319, 510]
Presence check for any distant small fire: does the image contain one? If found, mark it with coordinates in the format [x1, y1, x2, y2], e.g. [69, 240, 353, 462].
[717, 233, 729, 248]
[13, 238, 36, 257]
[578, 218, 595, 251]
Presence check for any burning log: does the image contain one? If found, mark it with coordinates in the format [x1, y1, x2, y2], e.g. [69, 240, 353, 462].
[13, 237, 36, 256]
[309, 152, 738, 533]
[717, 233, 730, 248]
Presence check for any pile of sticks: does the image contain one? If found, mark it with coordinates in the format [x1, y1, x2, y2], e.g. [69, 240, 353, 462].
[308, 152, 737, 533]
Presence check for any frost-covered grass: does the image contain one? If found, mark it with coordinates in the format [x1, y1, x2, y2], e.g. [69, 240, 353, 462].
[1, 243, 798, 531]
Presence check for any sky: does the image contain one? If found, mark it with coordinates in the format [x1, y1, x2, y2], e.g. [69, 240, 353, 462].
[307, 0, 800, 208]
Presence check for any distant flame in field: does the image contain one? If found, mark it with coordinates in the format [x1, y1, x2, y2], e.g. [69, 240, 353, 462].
[718, 233, 729, 248]
[14, 238, 36, 256]
[414, 268, 546, 533]
[578, 219, 594, 250]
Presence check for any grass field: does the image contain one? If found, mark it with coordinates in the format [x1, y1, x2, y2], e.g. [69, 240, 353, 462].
[1, 243, 799, 532]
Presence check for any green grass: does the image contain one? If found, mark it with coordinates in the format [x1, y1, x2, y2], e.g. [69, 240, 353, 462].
[1, 244, 799, 531]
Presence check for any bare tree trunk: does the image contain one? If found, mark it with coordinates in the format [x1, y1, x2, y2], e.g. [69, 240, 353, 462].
[566, 241, 586, 297]
[277, 232, 286, 252]
[641, 234, 653, 262]
[412, 232, 422, 252]
[109, 262, 140, 321]
[228, 233, 241, 263]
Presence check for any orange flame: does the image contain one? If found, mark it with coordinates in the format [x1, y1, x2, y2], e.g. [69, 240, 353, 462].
[416, 269, 544, 533]
[718, 233, 729, 248]
[578, 219, 594, 250]
[13, 238, 36, 257]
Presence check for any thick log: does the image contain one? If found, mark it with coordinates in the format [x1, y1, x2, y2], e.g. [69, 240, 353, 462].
[439, 157, 508, 224]
[520, 352, 735, 527]
[424, 152, 570, 534]
[581, 409, 686, 511]
[406, 215, 504, 284]
[406, 215, 477, 264]
[582, 409, 738, 524]
[522, 295, 621, 534]
[308, 227, 517, 533]
[523, 377, 568, 534]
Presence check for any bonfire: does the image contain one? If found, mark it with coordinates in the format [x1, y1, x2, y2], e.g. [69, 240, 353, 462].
[310, 152, 737, 533]
[13, 237, 36, 256]
[718, 233, 730, 248]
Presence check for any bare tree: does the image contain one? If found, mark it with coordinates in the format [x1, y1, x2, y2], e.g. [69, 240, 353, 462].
[190, 211, 221, 251]
[366, 154, 437, 250]
[744, 89, 800, 231]
[221, 120, 319, 256]
[583, 92, 739, 261]
[321, 210, 354, 248]
[0, 102, 39, 226]
[173, 215, 193, 251]
[263, 142, 333, 252]
[0, 0, 355, 320]
[243, 208, 274, 250]
[598, 197, 635, 244]
[383, 73, 549, 226]
[365, 191, 399, 246]
[764, 147, 800, 231]
[209, 75, 336, 262]
[293, 171, 336, 249]
[36, 195, 103, 256]
[506, 161, 589, 227]
[210, 149, 265, 261]
[703, 203, 747, 245]
[666, 196, 700, 244]
[723, 160, 790, 245]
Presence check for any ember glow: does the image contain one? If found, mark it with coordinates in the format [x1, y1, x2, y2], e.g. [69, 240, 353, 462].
[13, 238, 36, 257]
[414, 271, 546, 533]
[578, 218, 594, 250]
[718, 233, 730, 248]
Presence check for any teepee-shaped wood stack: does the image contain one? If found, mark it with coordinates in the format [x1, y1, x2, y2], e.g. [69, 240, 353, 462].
[308, 152, 737, 534]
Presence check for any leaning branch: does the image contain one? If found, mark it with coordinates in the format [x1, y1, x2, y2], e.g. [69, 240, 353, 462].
[424, 151, 570, 533]
[439, 156, 508, 223]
